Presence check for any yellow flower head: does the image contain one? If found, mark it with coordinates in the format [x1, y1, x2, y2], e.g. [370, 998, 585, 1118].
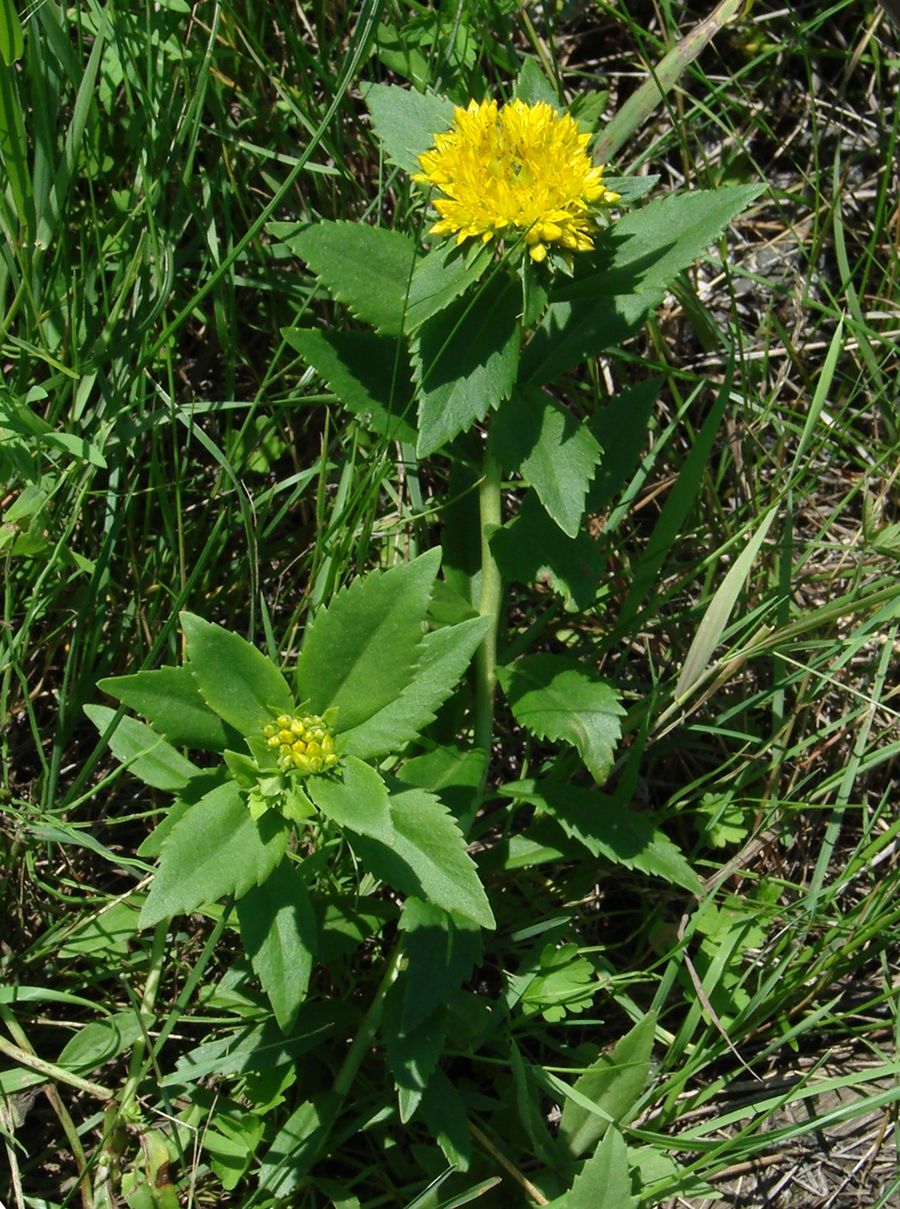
[263, 712, 339, 775]
[414, 98, 620, 264]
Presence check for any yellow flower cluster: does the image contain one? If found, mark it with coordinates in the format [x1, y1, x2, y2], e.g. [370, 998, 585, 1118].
[415, 98, 619, 263]
[263, 712, 338, 775]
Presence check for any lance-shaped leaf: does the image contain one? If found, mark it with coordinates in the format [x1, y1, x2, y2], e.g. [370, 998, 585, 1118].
[85, 705, 200, 790]
[338, 614, 490, 760]
[412, 273, 521, 457]
[296, 549, 440, 735]
[140, 781, 290, 927]
[237, 859, 317, 1033]
[522, 185, 763, 385]
[498, 654, 624, 784]
[282, 328, 416, 443]
[558, 1012, 657, 1158]
[180, 613, 294, 737]
[277, 220, 417, 337]
[548, 1127, 637, 1209]
[97, 665, 235, 752]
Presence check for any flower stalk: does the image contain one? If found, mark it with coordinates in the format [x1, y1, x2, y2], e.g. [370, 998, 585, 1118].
[474, 438, 503, 762]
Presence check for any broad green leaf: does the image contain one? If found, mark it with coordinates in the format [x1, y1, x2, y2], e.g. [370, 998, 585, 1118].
[498, 655, 624, 784]
[98, 665, 235, 752]
[559, 1012, 657, 1158]
[362, 81, 455, 175]
[140, 782, 290, 927]
[398, 897, 482, 1031]
[587, 378, 661, 513]
[491, 492, 603, 612]
[362, 786, 494, 928]
[314, 770, 494, 929]
[522, 186, 763, 384]
[384, 984, 447, 1121]
[307, 755, 393, 839]
[296, 550, 439, 734]
[282, 327, 416, 443]
[281, 220, 416, 336]
[413, 274, 521, 457]
[180, 613, 293, 737]
[494, 387, 602, 537]
[675, 508, 778, 698]
[405, 240, 492, 332]
[237, 860, 317, 1033]
[84, 705, 199, 790]
[548, 1127, 637, 1209]
[338, 615, 490, 760]
[507, 781, 701, 894]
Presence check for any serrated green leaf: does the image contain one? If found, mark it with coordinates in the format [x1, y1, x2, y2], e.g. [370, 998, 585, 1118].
[295, 550, 439, 734]
[495, 386, 602, 537]
[362, 81, 455, 174]
[398, 898, 482, 1031]
[282, 327, 416, 443]
[413, 274, 521, 457]
[180, 613, 293, 737]
[140, 782, 289, 927]
[338, 614, 490, 760]
[522, 186, 763, 384]
[558, 1013, 656, 1158]
[498, 655, 623, 783]
[312, 766, 493, 928]
[237, 860, 317, 1032]
[548, 1127, 637, 1209]
[365, 786, 494, 928]
[405, 241, 492, 332]
[308, 755, 393, 838]
[282, 220, 416, 336]
[98, 666, 235, 752]
[84, 705, 200, 790]
[491, 492, 603, 611]
[507, 781, 701, 894]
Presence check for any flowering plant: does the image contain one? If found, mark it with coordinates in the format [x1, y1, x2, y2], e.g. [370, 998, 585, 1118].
[89, 62, 761, 1201]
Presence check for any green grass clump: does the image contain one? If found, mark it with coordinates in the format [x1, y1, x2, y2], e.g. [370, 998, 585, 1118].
[1, 1, 897, 1206]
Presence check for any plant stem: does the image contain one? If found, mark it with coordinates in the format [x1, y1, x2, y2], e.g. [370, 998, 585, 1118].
[475, 440, 504, 760]
[333, 943, 403, 1098]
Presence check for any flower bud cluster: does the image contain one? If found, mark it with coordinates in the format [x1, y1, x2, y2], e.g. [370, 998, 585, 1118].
[263, 712, 338, 775]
